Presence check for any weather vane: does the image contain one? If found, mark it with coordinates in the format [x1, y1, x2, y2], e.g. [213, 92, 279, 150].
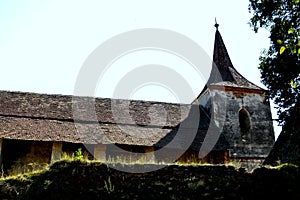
[215, 18, 219, 30]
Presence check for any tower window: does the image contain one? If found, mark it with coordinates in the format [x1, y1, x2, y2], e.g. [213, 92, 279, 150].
[239, 107, 251, 133]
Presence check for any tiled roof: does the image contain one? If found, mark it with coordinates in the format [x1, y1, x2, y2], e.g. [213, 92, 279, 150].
[0, 90, 229, 151]
[0, 90, 190, 146]
[0, 115, 172, 146]
[0, 91, 189, 127]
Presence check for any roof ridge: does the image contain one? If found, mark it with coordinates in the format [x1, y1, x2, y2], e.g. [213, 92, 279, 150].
[0, 90, 189, 106]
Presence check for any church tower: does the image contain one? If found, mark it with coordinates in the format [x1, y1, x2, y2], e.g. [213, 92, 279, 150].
[195, 23, 275, 168]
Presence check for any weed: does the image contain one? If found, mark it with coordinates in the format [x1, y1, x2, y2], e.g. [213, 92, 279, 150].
[43, 179, 52, 190]
[74, 148, 84, 160]
[104, 176, 114, 194]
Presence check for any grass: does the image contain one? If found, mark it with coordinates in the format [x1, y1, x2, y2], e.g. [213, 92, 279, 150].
[0, 160, 299, 199]
[1, 158, 300, 199]
[4, 148, 245, 178]
[104, 176, 114, 194]
[2, 148, 299, 199]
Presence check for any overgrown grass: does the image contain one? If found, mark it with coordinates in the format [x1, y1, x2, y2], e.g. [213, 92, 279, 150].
[2, 148, 299, 199]
[4, 147, 245, 179]
[0, 159, 299, 199]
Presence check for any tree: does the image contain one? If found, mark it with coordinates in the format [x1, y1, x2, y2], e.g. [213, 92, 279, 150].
[248, 0, 300, 125]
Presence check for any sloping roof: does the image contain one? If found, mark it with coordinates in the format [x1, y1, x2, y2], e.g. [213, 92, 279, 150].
[0, 91, 189, 126]
[0, 90, 229, 151]
[0, 90, 192, 145]
[198, 27, 263, 98]
[156, 105, 229, 151]
[0, 115, 172, 146]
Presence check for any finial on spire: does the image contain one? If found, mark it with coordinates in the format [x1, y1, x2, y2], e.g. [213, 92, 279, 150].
[215, 18, 219, 30]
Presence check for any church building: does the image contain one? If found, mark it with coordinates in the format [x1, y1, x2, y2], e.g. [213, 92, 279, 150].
[0, 24, 275, 175]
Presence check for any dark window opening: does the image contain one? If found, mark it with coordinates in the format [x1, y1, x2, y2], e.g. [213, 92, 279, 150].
[239, 107, 251, 143]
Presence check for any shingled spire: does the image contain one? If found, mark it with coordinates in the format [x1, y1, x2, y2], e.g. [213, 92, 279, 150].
[202, 23, 262, 93]
[209, 25, 235, 83]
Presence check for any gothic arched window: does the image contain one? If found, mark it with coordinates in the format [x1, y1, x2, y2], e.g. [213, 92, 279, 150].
[239, 107, 251, 133]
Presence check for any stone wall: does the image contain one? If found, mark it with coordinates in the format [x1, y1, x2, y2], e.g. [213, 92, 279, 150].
[199, 88, 275, 160]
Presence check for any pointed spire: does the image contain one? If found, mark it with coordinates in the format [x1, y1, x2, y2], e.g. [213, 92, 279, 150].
[206, 22, 263, 90]
[196, 23, 263, 98]
[207, 22, 236, 84]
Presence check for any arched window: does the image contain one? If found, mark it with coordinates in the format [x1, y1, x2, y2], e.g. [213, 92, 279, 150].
[239, 106, 251, 142]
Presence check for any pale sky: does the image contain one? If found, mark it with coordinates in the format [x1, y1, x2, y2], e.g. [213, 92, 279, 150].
[0, 0, 281, 139]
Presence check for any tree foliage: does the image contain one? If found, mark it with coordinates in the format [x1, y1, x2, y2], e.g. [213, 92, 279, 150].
[249, 0, 300, 124]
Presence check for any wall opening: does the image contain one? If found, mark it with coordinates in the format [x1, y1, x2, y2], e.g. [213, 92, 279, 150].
[1, 139, 52, 176]
[239, 106, 251, 143]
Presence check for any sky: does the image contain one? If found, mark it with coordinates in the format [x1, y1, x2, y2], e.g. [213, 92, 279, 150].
[0, 0, 281, 139]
